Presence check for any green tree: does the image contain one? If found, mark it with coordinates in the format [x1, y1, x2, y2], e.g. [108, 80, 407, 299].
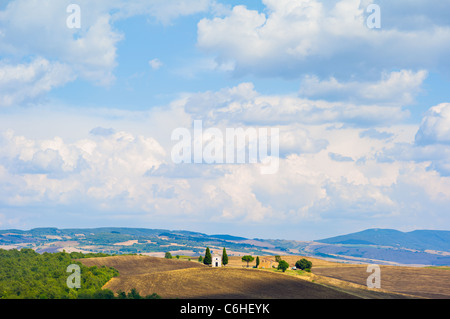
[127, 288, 142, 299]
[295, 258, 312, 272]
[198, 255, 203, 263]
[164, 252, 172, 259]
[222, 248, 228, 266]
[203, 247, 212, 266]
[275, 255, 281, 263]
[92, 289, 115, 299]
[241, 255, 254, 268]
[277, 260, 289, 272]
[116, 291, 127, 299]
[0, 249, 118, 299]
[256, 256, 260, 268]
[144, 293, 161, 299]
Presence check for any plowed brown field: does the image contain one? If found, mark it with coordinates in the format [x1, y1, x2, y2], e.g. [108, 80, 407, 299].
[312, 265, 450, 299]
[78, 255, 426, 299]
[79, 255, 205, 275]
[103, 266, 360, 299]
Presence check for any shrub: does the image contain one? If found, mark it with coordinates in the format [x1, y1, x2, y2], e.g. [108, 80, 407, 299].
[277, 260, 289, 272]
[295, 258, 312, 271]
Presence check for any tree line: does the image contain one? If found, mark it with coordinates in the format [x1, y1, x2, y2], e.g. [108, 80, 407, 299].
[0, 249, 159, 299]
[169, 247, 312, 273]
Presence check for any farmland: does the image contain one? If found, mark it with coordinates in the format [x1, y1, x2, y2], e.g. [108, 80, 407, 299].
[79, 255, 359, 299]
[2, 227, 449, 266]
[77, 254, 444, 299]
[1, 227, 449, 299]
[312, 265, 450, 299]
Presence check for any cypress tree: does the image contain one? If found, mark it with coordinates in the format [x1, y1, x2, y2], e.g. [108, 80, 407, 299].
[203, 247, 212, 265]
[222, 247, 228, 266]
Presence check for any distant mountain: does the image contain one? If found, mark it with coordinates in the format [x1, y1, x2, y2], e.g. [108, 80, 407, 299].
[317, 228, 450, 252]
[208, 234, 248, 241]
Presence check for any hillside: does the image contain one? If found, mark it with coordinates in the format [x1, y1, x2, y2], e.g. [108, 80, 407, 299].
[306, 228, 450, 266]
[0, 227, 281, 256]
[78, 255, 422, 299]
[317, 228, 450, 251]
[1, 227, 449, 266]
[78, 255, 359, 299]
[79, 255, 206, 275]
[0, 249, 118, 299]
[312, 265, 450, 299]
[103, 267, 359, 299]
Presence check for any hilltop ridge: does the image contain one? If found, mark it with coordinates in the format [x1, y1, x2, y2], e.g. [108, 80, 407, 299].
[317, 228, 450, 251]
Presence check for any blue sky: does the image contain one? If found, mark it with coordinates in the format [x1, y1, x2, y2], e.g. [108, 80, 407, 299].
[0, 0, 450, 240]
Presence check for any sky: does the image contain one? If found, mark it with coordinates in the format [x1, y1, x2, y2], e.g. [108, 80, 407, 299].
[0, 0, 450, 240]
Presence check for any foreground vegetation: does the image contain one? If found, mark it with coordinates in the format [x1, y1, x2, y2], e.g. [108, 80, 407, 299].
[0, 249, 159, 299]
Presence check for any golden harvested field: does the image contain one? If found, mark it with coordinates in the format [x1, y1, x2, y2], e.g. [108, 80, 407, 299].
[79, 255, 360, 299]
[78, 255, 205, 275]
[226, 255, 346, 269]
[265, 255, 450, 299]
[79, 255, 420, 299]
[102, 266, 359, 299]
[312, 265, 450, 299]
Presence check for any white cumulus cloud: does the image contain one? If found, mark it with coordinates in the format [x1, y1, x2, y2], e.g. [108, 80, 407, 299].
[299, 70, 428, 105]
[0, 57, 74, 107]
[416, 103, 450, 146]
[197, 0, 450, 79]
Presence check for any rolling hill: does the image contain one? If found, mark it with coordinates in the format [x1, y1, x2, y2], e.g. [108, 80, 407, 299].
[308, 228, 450, 266]
[317, 228, 450, 251]
[1, 227, 449, 266]
[78, 255, 399, 299]
[78, 254, 427, 299]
